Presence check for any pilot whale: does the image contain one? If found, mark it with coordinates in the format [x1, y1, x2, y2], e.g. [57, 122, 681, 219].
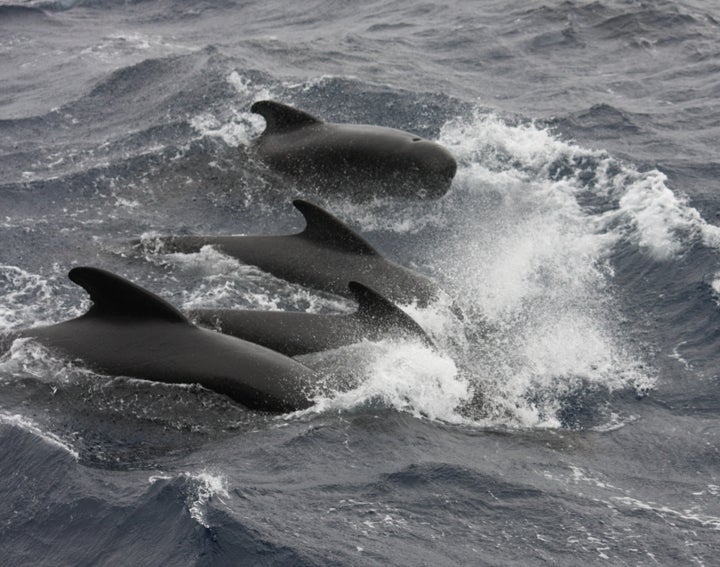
[151, 199, 440, 306]
[188, 281, 432, 357]
[250, 100, 457, 199]
[13, 267, 320, 412]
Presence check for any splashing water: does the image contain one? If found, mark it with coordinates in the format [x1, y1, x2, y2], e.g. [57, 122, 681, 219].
[136, 105, 676, 428]
[300, 340, 468, 423]
[417, 110, 665, 427]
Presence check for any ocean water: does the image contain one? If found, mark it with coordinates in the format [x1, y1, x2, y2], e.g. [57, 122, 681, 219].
[1, 0, 719, 564]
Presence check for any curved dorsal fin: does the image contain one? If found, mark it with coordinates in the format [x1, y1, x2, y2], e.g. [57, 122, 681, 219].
[348, 281, 432, 345]
[293, 200, 378, 256]
[251, 100, 322, 134]
[69, 267, 189, 324]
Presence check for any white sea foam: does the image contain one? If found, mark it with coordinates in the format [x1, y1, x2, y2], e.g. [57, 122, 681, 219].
[227, 71, 275, 101]
[0, 337, 95, 385]
[711, 274, 720, 306]
[188, 71, 278, 146]
[425, 110, 662, 427]
[182, 471, 229, 528]
[225, 71, 263, 99]
[148, 474, 173, 484]
[147, 470, 229, 528]
[613, 169, 720, 260]
[189, 110, 263, 147]
[305, 340, 470, 424]
[0, 265, 61, 331]
[439, 109, 720, 260]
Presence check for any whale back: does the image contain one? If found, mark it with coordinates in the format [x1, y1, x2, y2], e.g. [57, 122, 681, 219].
[349, 281, 432, 345]
[251, 100, 322, 134]
[293, 199, 378, 256]
[69, 267, 189, 323]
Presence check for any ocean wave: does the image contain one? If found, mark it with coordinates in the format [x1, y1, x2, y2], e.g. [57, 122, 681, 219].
[36, 0, 156, 11]
[0, 5, 51, 20]
[515, 1, 706, 44]
[0, 411, 79, 459]
[441, 108, 720, 260]
[554, 103, 647, 138]
[592, 7, 700, 42]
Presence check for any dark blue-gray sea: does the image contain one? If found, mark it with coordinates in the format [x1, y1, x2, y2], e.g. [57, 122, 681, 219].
[1, 0, 719, 564]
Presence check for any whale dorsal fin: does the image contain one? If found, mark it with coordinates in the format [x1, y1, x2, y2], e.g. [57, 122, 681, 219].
[251, 100, 322, 134]
[69, 267, 190, 324]
[293, 200, 378, 256]
[348, 281, 432, 345]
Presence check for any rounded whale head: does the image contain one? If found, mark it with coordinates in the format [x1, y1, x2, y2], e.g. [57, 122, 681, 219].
[250, 100, 457, 199]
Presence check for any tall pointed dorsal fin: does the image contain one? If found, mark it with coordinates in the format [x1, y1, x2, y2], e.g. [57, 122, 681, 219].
[348, 281, 433, 345]
[69, 267, 190, 324]
[293, 200, 378, 256]
[251, 100, 322, 134]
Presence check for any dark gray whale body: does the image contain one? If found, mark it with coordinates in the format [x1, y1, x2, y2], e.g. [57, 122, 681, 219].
[153, 200, 439, 307]
[189, 281, 432, 357]
[250, 100, 457, 199]
[15, 267, 319, 412]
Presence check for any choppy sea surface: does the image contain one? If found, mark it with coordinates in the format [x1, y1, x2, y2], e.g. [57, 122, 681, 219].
[1, 0, 720, 564]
